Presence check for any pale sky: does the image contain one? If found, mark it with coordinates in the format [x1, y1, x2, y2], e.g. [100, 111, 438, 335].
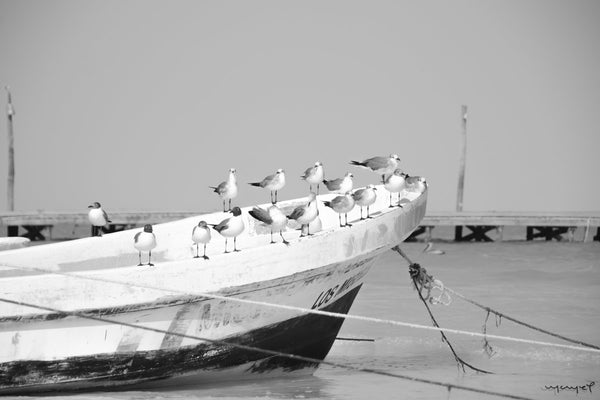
[1, 0, 599, 213]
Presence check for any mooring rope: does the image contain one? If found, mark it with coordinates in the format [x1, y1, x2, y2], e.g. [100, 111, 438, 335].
[0, 295, 536, 400]
[390, 245, 600, 351]
[2, 262, 599, 354]
[444, 286, 600, 350]
[408, 261, 494, 375]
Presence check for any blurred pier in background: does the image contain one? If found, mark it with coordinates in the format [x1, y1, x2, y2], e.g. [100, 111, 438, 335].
[1, 210, 599, 243]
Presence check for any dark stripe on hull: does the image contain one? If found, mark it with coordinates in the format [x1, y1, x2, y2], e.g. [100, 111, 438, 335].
[0, 285, 362, 395]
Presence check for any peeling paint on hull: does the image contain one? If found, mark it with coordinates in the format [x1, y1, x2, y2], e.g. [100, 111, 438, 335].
[0, 286, 360, 395]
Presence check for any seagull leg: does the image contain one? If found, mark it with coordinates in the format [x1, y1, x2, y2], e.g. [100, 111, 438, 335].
[137, 251, 143, 266]
[345, 213, 352, 227]
[339, 214, 343, 227]
[381, 174, 385, 184]
[224, 238, 229, 253]
[270, 229, 275, 244]
[359, 207, 364, 220]
[367, 206, 373, 219]
[389, 192, 394, 208]
[148, 251, 154, 267]
[275, 190, 278, 204]
[228, 198, 232, 212]
[194, 243, 200, 258]
[222, 200, 226, 212]
[203, 243, 209, 260]
[234, 236, 241, 252]
[280, 231, 289, 245]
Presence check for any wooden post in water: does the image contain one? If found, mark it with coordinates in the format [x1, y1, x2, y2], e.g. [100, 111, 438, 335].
[455, 105, 467, 241]
[5, 87, 17, 236]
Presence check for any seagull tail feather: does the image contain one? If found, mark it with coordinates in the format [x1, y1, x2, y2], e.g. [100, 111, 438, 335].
[248, 182, 262, 187]
[350, 160, 365, 167]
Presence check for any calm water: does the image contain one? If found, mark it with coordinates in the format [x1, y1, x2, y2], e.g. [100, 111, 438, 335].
[6, 242, 600, 400]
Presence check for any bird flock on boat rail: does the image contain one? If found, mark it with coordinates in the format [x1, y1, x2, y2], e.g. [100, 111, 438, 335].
[87, 154, 427, 266]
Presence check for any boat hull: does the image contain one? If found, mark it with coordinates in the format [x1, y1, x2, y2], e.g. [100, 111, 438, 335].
[0, 254, 374, 394]
[0, 285, 361, 394]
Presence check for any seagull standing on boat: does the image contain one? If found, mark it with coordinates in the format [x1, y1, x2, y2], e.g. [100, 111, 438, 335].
[323, 172, 353, 194]
[350, 154, 401, 183]
[249, 204, 289, 245]
[210, 168, 238, 212]
[249, 169, 286, 204]
[352, 185, 377, 220]
[134, 224, 157, 266]
[192, 220, 211, 259]
[384, 169, 408, 207]
[88, 202, 112, 237]
[301, 161, 324, 194]
[210, 206, 245, 253]
[288, 192, 319, 236]
[406, 175, 428, 193]
[323, 192, 355, 227]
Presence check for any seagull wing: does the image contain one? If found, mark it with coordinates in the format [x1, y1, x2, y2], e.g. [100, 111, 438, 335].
[248, 207, 273, 224]
[134, 232, 141, 244]
[212, 218, 230, 233]
[324, 177, 342, 190]
[214, 181, 229, 194]
[301, 166, 314, 180]
[261, 173, 276, 186]
[352, 189, 366, 202]
[288, 205, 306, 221]
[102, 209, 111, 223]
[364, 156, 389, 170]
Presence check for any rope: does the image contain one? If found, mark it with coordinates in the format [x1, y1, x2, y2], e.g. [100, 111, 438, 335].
[2, 262, 600, 354]
[444, 286, 600, 350]
[410, 266, 494, 375]
[391, 245, 600, 352]
[0, 296, 536, 400]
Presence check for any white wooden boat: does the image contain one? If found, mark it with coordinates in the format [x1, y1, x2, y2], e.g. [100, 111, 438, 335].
[0, 184, 427, 394]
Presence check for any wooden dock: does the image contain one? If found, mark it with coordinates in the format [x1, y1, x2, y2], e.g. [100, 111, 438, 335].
[1, 210, 599, 242]
[415, 211, 600, 242]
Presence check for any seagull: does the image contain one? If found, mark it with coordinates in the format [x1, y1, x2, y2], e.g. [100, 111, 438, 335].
[352, 185, 377, 220]
[249, 204, 289, 245]
[249, 169, 286, 204]
[88, 202, 112, 237]
[406, 175, 428, 193]
[288, 192, 319, 236]
[423, 242, 445, 255]
[323, 172, 353, 194]
[384, 169, 408, 207]
[209, 206, 245, 253]
[323, 192, 355, 227]
[350, 154, 401, 183]
[210, 168, 238, 212]
[134, 224, 157, 266]
[192, 220, 211, 259]
[301, 161, 324, 194]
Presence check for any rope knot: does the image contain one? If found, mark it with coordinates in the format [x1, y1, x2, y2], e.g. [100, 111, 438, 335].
[409, 263, 451, 306]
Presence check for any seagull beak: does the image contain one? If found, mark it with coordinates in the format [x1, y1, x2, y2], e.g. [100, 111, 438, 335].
[87, 205, 93, 208]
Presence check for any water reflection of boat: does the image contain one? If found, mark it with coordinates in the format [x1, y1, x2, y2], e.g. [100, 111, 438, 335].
[0, 184, 427, 394]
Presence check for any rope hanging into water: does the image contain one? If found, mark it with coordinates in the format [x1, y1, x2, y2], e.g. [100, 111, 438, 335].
[390, 245, 600, 352]
[395, 247, 493, 374]
[0, 295, 536, 400]
[2, 262, 599, 354]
